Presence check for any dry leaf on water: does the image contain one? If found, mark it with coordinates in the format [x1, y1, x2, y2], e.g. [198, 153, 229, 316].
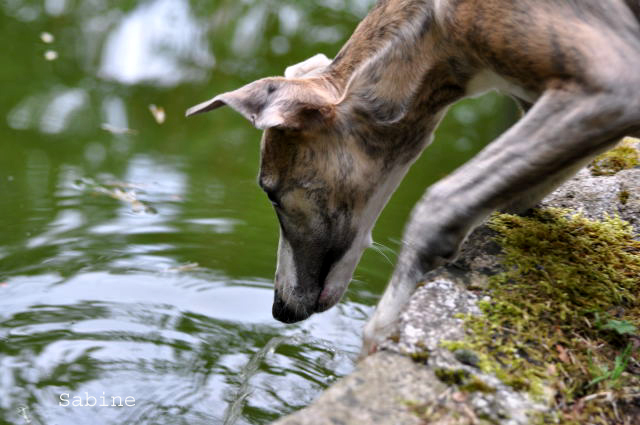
[149, 104, 166, 124]
[40, 32, 54, 43]
[44, 50, 58, 61]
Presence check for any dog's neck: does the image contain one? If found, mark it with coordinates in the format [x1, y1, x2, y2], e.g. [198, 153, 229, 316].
[327, 0, 437, 91]
[319, 0, 470, 163]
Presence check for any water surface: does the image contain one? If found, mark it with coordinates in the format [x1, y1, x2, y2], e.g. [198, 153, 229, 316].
[0, 1, 514, 424]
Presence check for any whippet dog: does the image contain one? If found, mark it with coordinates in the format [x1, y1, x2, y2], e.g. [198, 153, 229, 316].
[187, 0, 640, 356]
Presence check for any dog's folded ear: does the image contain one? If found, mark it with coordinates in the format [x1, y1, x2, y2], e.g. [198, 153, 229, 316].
[284, 54, 332, 78]
[186, 78, 335, 131]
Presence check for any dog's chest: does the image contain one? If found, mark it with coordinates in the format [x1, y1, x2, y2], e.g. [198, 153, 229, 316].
[465, 69, 539, 102]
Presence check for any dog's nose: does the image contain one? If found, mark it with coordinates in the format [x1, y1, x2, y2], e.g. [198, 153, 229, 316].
[272, 291, 313, 324]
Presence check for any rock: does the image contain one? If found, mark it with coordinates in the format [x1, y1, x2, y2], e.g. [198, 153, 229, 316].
[542, 137, 640, 233]
[271, 140, 640, 425]
[542, 168, 640, 233]
[273, 352, 447, 425]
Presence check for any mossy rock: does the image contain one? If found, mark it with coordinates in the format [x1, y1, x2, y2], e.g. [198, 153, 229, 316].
[590, 138, 640, 176]
[435, 368, 471, 386]
[448, 208, 640, 424]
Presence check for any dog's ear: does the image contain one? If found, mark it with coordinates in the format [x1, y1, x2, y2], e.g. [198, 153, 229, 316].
[185, 78, 334, 131]
[284, 54, 332, 78]
[185, 79, 281, 128]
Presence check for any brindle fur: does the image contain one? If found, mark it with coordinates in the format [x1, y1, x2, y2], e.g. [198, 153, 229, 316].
[187, 0, 640, 355]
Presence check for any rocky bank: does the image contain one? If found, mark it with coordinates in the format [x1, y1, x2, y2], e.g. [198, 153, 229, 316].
[272, 139, 640, 425]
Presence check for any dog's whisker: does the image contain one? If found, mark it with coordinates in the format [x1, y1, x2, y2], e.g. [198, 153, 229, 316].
[369, 243, 394, 266]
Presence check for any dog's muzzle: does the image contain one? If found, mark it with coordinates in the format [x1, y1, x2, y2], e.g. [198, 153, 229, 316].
[272, 289, 315, 323]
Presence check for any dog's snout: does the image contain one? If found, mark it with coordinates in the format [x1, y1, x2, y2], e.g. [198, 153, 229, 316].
[272, 299, 311, 323]
[272, 290, 314, 324]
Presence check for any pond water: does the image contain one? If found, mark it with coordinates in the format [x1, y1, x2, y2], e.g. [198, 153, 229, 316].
[0, 1, 515, 424]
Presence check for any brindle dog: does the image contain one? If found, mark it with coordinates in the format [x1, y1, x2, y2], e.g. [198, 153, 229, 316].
[187, 0, 640, 356]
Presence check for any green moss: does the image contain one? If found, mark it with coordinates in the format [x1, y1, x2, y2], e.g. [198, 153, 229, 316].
[435, 368, 471, 386]
[409, 350, 430, 364]
[460, 377, 497, 394]
[389, 332, 401, 344]
[618, 190, 630, 205]
[408, 368, 496, 424]
[446, 209, 640, 424]
[433, 367, 496, 394]
[406, 400, 468, 425]
[590, 138, 639, 176]
[406, 398, 497, 425]
[454, 349, 481, 368]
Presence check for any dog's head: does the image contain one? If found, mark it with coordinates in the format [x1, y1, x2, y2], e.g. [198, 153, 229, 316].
[187, 55, 414, 323]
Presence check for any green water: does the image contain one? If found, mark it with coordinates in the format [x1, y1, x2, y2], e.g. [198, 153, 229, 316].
[0, 1, 515, 424]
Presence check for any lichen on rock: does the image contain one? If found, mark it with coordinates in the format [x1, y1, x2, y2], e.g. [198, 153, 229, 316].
[589, 137, 640, 176]
[447, 209, 640, 423]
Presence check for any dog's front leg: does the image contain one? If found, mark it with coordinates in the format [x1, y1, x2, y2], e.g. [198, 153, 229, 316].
[362, 85, 640, 357]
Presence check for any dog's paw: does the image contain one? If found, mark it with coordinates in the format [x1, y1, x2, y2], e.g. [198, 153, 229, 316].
[358, 336, 379, 361]
[359, 314, 398, 360]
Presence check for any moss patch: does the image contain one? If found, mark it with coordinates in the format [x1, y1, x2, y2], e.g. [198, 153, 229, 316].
[410, 350, 430, 364]
[433, 366, 497, 394]
[460, 377, 497, 394]
[435, 368, 471, 386]
[445, 209, 640, 424]
[589, 138, 639, 176]
[618, 190, 630, 205]
[406, 400, 475, 425]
